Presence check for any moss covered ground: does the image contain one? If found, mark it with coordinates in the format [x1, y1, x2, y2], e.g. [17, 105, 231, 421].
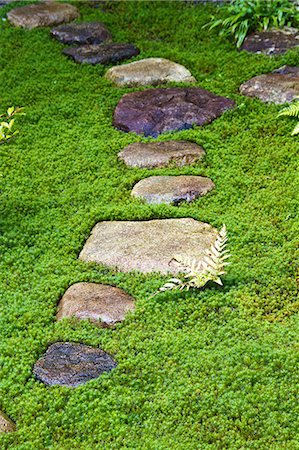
[0, 1, 298, 448]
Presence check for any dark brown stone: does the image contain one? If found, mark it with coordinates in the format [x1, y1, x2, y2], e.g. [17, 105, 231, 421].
[240, 65, 299, 104]
[33, 342, 117, 387]
[0, 411, 16, 433]
[51, 22, 112, 45]
[118, 140, 205, 168]
[63, 43, 140, 65]
[56, 282, 135, 326]
[113, 87, 235, 137]
[241, 29, 299, 56]
[131, 175, 214, 205]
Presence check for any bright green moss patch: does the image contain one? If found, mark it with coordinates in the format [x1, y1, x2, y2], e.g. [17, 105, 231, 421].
[0, 1, 298, 449]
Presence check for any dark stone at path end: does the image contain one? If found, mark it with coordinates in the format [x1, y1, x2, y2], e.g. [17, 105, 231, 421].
[241, 29, 299, 55]
[51, 22, 112, 45]
[113, 87, 235, 137]
[63, 43, 140, 65]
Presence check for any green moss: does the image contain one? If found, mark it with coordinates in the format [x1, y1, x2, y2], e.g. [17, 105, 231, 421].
[0, 1, 298, 449]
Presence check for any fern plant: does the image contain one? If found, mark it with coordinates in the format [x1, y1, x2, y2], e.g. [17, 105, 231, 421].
[277, 101, 299, 135]
[155, 225, 230, 295]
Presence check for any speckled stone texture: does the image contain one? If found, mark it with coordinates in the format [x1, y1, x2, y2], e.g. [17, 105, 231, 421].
[241, 28, 299, 55]
[0, 411, 16, 433]
[51, 22, 112, 45]
[113, 87, 235, 137]
[63, 43, 140, 65]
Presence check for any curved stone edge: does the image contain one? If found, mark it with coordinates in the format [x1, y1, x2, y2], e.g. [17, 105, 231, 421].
[0, 410, 16, 433]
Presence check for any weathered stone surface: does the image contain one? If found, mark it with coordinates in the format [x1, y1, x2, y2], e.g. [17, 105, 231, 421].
[79, 218, 217, 274]
[57, 282, 135, 326]
[7, 2, 79, 29]
[240, 65, 299, 104]
[113, 87, 235, 137]
[33, 342, 116, 387]
[51, 22, 111, 45]
[131, 175, 214, 205]
[63, 43, 140, 65]
[241, 28, 299, 55]
[118, 140, 205, 169]
[0, 411, 16, 433]
[105, 57, 196, 87]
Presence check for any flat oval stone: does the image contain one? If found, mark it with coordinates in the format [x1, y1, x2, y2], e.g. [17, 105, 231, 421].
[0, 411, 16, 433]
[79, 218, 218, 274]
[33, 342, 117, 387]
[56, 282, 135, 326]
[113, 87, 235, 137]
[131, 175, 214, 205]
[51, 22, 112, 45]
[7, 2, 79, 29]
[241, 28, 299, 55]
[240, 65, 299, 104]
[63, 43, 140, 65]
[118, 140, 205, 168]
[105, 57, 196, 87]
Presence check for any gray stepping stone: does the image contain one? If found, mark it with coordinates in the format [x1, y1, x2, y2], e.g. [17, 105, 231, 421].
[131, 175, 214, 205]
[240, 65, 299, 104]
[63, 43, 140, 65]
[56, 282, 135, 327]
[33, 342, 116, 387]
[118, 140, 205, 169]
[79, 218, 217, 274]
[113, 87, 235, 137]
[0, 411, 16, 433]
[241, 28, 299, 55]
[51, 22, 112, 45]
[105, 57, 196, 87]
[7, 2, 79, 29]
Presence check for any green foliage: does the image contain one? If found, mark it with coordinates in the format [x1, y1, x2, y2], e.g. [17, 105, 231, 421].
[205, 0, 299, 48]
[157, 225, 230, 294]
[0, 106, 24, 145]
[277, 100, 299, 135]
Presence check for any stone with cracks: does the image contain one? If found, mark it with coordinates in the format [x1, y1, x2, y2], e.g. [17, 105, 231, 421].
[33, 342, 117, 387]
[105, 57, 196, 87]
[240, 65, 299, 104]
[63, 43, 140, 65]
[7, 2, 79, 29]
[241, 28, 299, 56]
[51, 22, 112, 45]
[79, 218, 218, 274]
[0, 411, 16, 433]
[56, 282, 135, 327]
[131, 175, 215, 205]
[113, 87, 235, 137]
[118, 140, 205, 169]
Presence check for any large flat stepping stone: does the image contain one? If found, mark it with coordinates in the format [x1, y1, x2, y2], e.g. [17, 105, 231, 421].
[131, 175, 214, 205]
[240, 65, 299, 104]
[56, 282, 135, 327]
[113, 87, 235, 137]
[33, 342, 116, 387]
[0, 411, 16, 433]
[63, 43, 140, 65]
[241, 29, 299, 55]
[51, 22, 111, 45]
[79, 218, 217, 274]
[105, 57, 196, 87]
[7, 2, 79, 29]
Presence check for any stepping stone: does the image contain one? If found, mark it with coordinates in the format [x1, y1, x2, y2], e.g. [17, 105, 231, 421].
[7, 2, 79, 29]
[79, 218, 217, 274]
[105, 57, 196, 87]
[63, 43, 140, 65]
[131, 175, 214, 205]
[56, 282, 135, 327]
[51, 22, 112, 45]
[33, 342, 116, 387]
[0, 411, 16, 433]
[113, 87, 235, 137]
[240, 65, 299, 104]
[118, 140, 205, 169]
[241, 28, 299, 55]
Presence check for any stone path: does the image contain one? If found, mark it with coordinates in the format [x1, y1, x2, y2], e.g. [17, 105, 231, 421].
[113, 87, 235, 137]
[241, 28, 299, 55]
[240, 65, 299, 104]
[0, 411, 15, 433]
[57, 282, 135, 327]
[33, 342, 117, 387]
[118, 140, 205, 168]
[63, 43, 140, 65]
[51, 22, 112, 45]
[105, 57, 196, 87]
[131, 175, 214, 205]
